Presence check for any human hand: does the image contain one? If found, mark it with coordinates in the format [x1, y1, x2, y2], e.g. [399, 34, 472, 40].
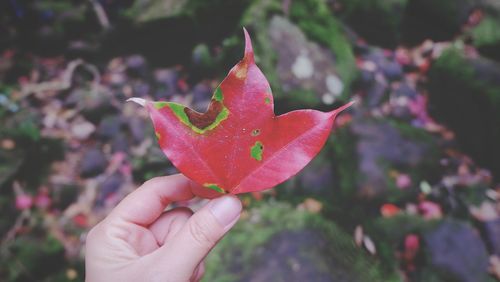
[85, 174, 242, 282]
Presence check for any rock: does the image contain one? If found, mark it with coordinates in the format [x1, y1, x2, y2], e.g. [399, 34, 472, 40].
[332, 115, 441, 199]
[128, 117, 147, 144]
[482, 218, 500, 256]
[70, 120, 95, 140]
[190, 82, 212, 112]
[97, 172, 124, 206]
[153, 68, 179, 100]
[248, 230, 362, 282]
[470, 15, 500, 62]
[423, 219, 490, 282]
[390, 81, 419, 120]
[276, 151, 336, 204]
[79, 148, 107, 178]
[401, 0, 478, 45]
[111, 133, 129, 153]
[240, 0, 356, 106]
[428, 47, 500, 178]
[204, 202, 394, 281]
[97, 115, 123, 141]
[335, 0, 408, 48]
[268, 16, 345, 106]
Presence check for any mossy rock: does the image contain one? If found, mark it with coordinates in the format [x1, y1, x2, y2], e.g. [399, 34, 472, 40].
[401, 0, 478, 45]
[364, 214, 438, 276]
[109, 0, 251, 66]
[331, 115, 441, 202]
[422, 219, 492, 282]
[468, 2, 500, 62]
[236, 0, 356, 108]
[428, 45, 500, 178]
[204, 201, 399, 281]
[336, 0, 408, 48]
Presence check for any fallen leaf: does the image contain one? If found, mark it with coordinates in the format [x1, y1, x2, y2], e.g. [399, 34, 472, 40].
[419, 200, 442, 219]
[129, 29, 352, 195]
[363, 235, 376, 255]
[354, 225, 363, 247]
[298, 198, 323, 213]
[381, 203, 401, 217]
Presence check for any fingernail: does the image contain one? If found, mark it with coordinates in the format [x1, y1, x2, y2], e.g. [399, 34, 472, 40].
[208, 195, 242, 227]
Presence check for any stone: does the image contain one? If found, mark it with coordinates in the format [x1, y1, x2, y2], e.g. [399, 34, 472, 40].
[268, 16, 345, 105]
[335, 0, 408, 48]
[423, 219, 490, 282]
[79, 148, 107, 178]
[248, 230, 364, 282]
[240, 0, 356, 106]
[204, 202, 394, 281]
[190, 82, 212, 112]
[363, 48, 403, 81]
[97, 115, 123, 141]
[390, 81, 419, 120]
[96, 172, 124, 206]
[482, 218, 500, 257]
[428, 47, 500, 178]
[71, 120, 95, 140]
[401, 0, 478, 45]
[111, 133, 129, 153]
[332, 115, 441, 199]
[127, 117, 147, 144]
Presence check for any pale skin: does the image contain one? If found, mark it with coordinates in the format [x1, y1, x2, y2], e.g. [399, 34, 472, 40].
[85, 174, 242, 282]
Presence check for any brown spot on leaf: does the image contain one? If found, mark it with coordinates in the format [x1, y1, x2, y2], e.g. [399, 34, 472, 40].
[251, 129, 261, 136]
[184, 101, 224, 129]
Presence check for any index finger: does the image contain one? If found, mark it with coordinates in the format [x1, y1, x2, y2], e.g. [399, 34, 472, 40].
[109, 174, 196, 226]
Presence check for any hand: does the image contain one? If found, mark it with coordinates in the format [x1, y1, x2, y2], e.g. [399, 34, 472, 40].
[85, 174, 242, 282]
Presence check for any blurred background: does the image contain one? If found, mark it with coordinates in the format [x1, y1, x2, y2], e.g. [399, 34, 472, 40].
[1, 0, 500, 281]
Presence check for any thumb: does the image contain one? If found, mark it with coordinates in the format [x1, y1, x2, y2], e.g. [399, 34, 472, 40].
[151, 195, 242, 279]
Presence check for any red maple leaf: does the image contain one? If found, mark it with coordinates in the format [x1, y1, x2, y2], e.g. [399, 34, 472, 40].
[129, 29, 353, 195]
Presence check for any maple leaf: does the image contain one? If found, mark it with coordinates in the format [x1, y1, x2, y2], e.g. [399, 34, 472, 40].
[128, 28, 353, 195]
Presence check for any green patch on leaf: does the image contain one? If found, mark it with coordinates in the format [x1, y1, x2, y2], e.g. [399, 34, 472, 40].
[154, 102, 169, 109]
[214, 87, 224, 102]
[250, 141, 264, 161]
[167, 102, 229, 134]
[264, 97, 271, 104]
[204, 183, 226, 193]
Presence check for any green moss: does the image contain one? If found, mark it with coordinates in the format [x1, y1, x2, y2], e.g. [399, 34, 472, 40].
[238, 0, 356, 101]
[471, 16, 500, 47]
[365, 214, 439, 275]
[289, 0, 357, 96]
[428, 46, 500, 174]
[204, 201, 396, 281]
[287, 88, 321, 107]
[330, 125, 358, 200]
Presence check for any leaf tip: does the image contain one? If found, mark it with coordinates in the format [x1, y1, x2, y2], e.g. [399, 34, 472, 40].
[126, 97, 147, 107]
[242, 27, 254, 62]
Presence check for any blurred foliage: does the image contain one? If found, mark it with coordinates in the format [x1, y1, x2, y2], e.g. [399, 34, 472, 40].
[0, 0, 499, 281]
